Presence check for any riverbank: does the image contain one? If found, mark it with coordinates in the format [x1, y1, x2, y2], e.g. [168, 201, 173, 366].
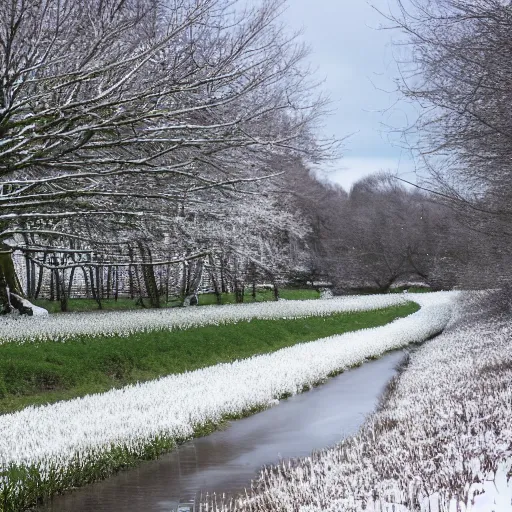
[0, 293, 456, 511]
[42, 352, 407, 512]
[0, 302, 418, 414]
[224, 293, 511, 511]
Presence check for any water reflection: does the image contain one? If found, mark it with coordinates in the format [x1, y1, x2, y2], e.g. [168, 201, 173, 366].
[42, 351, 404, 512]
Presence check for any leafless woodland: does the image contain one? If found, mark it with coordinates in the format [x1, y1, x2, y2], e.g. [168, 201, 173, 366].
[2, 0, 512, 314]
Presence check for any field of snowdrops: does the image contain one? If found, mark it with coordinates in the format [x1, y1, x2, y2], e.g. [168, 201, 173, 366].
[221, 294, 512, 512]
[0, 293, 456, 511]
[0, 293, 414, 343]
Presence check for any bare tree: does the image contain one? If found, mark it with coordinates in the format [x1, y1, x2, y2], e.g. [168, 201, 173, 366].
[0, 0, 336, 313]
[384, 0, 512, 286]
[290, 170, 473, 293]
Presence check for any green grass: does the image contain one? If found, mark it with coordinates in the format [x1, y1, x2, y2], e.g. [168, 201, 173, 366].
[32, 297, 140, 313]
[279, 288, 322, 300]
[195, 288, 320, 305]
[0, 302, 418, 414]
[32, 288, 321, 313]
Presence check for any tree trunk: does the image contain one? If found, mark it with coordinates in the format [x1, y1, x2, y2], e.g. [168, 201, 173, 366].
[183, 258, 204, 306]
[25, 251, 32, 299]
[138, 242, 160, 308]
[67, 266, 76, 299]
[34, 254, 47, 299]
[272, 280, 279, 301]
[30, 259, 36, 298]
[82, 266, 90, 298]
[135, 264, 146, 307]
[57, 269, 69, 312]
[114, 266, 119, 302]
[128, 246, 135, 299]
[106, 266, 112, 300]
[21, 233, 34, 299]
[0, 243, 34, 315]
[180, 261, 188, 299]
[233, 257, 245, 304]
[49, 266, 55, 302]
[55, 269, 61, 303]
[96, 264, 103, 300]
[250, 262, 257, 300]
[220, 256, 228, 293]
[89, 266, 102, 309]
[208, 255, 222, 305]
[165, 264, 171, 303]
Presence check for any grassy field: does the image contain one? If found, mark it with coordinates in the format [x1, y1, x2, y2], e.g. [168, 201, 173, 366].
[33, 288, 321, 313]
[0, 302, 418, 414]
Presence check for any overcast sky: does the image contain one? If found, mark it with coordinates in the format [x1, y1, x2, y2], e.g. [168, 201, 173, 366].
[281, 0, 418, 192]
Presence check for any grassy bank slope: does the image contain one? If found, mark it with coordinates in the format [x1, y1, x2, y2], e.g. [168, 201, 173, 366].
[0, 302, 418, 414]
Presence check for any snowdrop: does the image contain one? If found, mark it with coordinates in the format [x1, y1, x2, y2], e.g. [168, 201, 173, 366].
[0, 293, 428, 344]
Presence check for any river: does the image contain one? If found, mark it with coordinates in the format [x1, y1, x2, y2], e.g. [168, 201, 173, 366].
[42, 351, 405, 512]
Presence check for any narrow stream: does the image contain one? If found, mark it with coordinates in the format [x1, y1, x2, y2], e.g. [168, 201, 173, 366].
[42, 351, 404, 512]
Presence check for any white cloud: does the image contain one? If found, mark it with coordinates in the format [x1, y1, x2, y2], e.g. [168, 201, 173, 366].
[314, 157, 417, 192]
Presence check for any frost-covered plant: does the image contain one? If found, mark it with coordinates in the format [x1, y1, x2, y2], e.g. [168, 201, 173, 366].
[451, 286, 512, 326]
[216, 293, 512, 512]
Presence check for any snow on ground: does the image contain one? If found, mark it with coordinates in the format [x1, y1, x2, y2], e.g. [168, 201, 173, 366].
[0, 293, 418, 343]
[219, 295, 512, 512]
[0, 293, 456, 496]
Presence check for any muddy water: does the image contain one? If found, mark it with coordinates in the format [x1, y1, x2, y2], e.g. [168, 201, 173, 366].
[42, 351, 404, 512]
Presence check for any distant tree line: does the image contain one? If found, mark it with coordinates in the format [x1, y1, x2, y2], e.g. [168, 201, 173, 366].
[294, 0, 512, 295]
[287, 168, 482, 294]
